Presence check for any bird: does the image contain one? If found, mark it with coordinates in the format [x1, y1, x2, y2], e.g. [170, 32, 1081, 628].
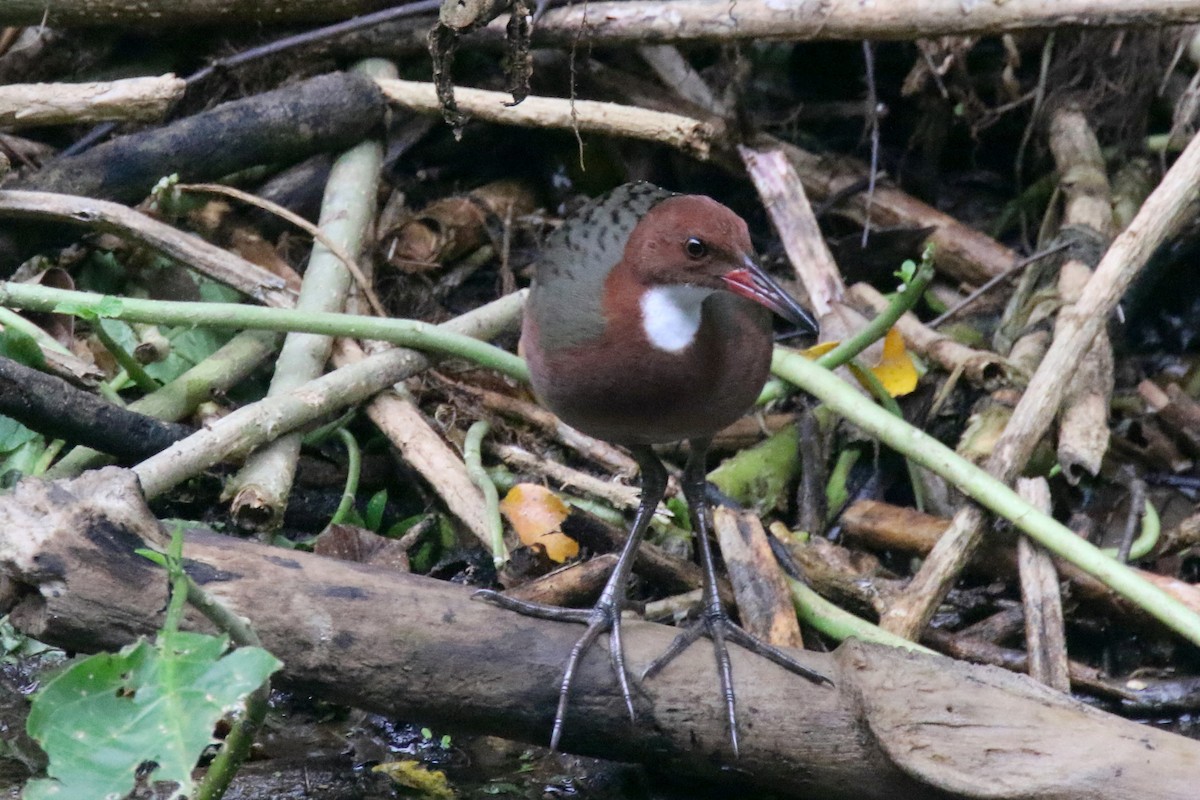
[477, 181, 832, 754]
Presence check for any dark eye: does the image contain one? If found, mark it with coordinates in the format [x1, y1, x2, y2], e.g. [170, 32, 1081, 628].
[684, 237, 707, 259]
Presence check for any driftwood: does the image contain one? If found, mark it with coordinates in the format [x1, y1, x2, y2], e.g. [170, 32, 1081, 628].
[1, 469, 1198, 799]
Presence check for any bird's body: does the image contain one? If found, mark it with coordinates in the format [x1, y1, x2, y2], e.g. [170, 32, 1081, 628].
[523, 183, 775, 444]
[524, 280, 771, 445]
[480, 182, 830, 754]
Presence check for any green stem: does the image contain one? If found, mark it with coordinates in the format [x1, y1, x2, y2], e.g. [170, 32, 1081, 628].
[0, 281, 529, 382]
[848, 358, 926, 512]
[814, 257, 934, 371]
[194, 683, 269, 800]
[756, 255, 933, 407]
[465, 420, 508, 566]
[789, 577, 936, 655]
[329, 428, 361, 527]
[0, 306, 70, 355]
[159, 526, 189, 637]
[31, 439, 65, 476]
[771, 347, 1200, 647]
[140, 526, 273, 800]
[185, 572, 268, 800]
[1100, 499, 1160, 562]
[825, 446, 861, 520]
[93, 319, 159, 392]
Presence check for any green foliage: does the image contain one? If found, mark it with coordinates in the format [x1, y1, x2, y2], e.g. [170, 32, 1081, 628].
[365, 488, 389, 531]
[24, 529, 281, 800]
[97, 318, 230, 385]
[0, 326, 46, 370]
[195, 274, 244, 304]
[0, 416, 44, 484]
[0, 416, 39, 455]
[420, 727, 452, 749]
[665, 496, 692, 532]
[75, 251, 126, 294]
[0, 616, 57, 665]
[25, 634, 279, 800]
[893, 243, 935, 290]
[51, 293, 124, 321]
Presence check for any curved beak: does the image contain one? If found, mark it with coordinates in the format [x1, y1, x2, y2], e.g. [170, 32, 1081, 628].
[721, 255, 819, 336]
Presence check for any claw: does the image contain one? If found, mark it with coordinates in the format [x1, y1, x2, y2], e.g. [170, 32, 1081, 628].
[479, 446, 668, 749]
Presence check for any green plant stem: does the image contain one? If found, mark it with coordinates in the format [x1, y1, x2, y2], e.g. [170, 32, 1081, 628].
[0, 305, 70, 355]
[93, 319, 159, 392]
[0, 281, 529, 382]
[141, 526, 274, 800]
[97, 374, 127, 406]
[755, 256, 933, 407]
[825, 446, 860, 519]
[756, 376, 788, 405]
[464, 420, 507, 566]
[329, 428, 361, 527]
[788, 577, 936, 655]
[302, 409, 357, 448]
[771, 347, 1200, 647]
[848, 358, 926, 512]
[160, 536, 189, 638]
[194, 683, 268, 800]
[181, 537, 270, 800]
[49, 329, 281, 478]
[814, 258, 934, 371]
[31, 439, 64, 476]
[1101, 499, 1160, 562]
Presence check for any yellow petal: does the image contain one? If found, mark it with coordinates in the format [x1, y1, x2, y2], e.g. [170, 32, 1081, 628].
[869, 328, 918, 397]
[800, 340, 839, 358]
[500, 483, 579, 563]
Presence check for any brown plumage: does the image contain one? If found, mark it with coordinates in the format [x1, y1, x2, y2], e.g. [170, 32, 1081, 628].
[479, 182, 830, 755]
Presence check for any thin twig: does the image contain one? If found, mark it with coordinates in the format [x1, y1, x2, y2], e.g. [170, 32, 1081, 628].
[928, 241, 1071, 329]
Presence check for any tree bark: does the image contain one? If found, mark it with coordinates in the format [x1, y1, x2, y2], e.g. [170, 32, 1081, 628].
[1, 468, 1197, 799]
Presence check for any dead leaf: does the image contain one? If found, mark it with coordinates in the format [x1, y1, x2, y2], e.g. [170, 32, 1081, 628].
[499, 483, 579, 563]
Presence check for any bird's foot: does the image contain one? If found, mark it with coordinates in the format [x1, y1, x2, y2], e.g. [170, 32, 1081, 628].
[642, 603, 832, 756]
[474, 589, 638, 750]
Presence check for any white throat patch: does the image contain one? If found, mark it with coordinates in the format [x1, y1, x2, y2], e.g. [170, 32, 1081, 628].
[639, 285, 713, 353]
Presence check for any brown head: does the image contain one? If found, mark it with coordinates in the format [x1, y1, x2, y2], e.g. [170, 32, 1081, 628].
[619, 194, 818, 334]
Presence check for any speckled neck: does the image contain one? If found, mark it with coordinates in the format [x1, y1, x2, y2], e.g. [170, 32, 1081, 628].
[530, 182, 675, 350]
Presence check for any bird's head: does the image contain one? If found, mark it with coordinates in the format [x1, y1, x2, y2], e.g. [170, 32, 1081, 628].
[623, 194, 819, 335]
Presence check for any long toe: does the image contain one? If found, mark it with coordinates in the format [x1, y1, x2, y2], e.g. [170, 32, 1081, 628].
[640, 608, 833, 755]
[473, 588, 596, 624]
[723, 623, 833, 687]
[549, 597, 641, 750]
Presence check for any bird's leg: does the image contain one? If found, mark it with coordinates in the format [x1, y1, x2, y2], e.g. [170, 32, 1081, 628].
[642, 438, 832, 756]
[475, 446, 668, 750]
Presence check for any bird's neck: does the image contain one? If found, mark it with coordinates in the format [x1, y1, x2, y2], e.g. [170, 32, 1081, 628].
[638, 284, 713, 353]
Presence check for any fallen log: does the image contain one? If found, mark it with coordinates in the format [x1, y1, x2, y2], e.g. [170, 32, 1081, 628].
[0, 468, 1195, 799]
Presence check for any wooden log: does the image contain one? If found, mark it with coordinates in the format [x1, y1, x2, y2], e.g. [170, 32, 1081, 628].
[1, 468, 1197, 799]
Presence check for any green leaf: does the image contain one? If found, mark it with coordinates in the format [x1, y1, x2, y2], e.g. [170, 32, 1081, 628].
[135, 548, 168, 567]
[0, 327, 46, 369]
[143, 326, 230, 384]
[365, 489, 388, 532]
[25, 632, 280, 800]
[52, 295, 123, 321]
[0, 423, 45, 483]
[0, 416, 39, 454]
[665, 497, 692, 532]
[894, 258, 917, 287]
[385, 513, 428, 538]
[195, 273, 245, 304]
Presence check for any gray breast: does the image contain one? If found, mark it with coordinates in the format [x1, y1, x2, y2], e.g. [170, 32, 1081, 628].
[532, 182, 675, 349]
